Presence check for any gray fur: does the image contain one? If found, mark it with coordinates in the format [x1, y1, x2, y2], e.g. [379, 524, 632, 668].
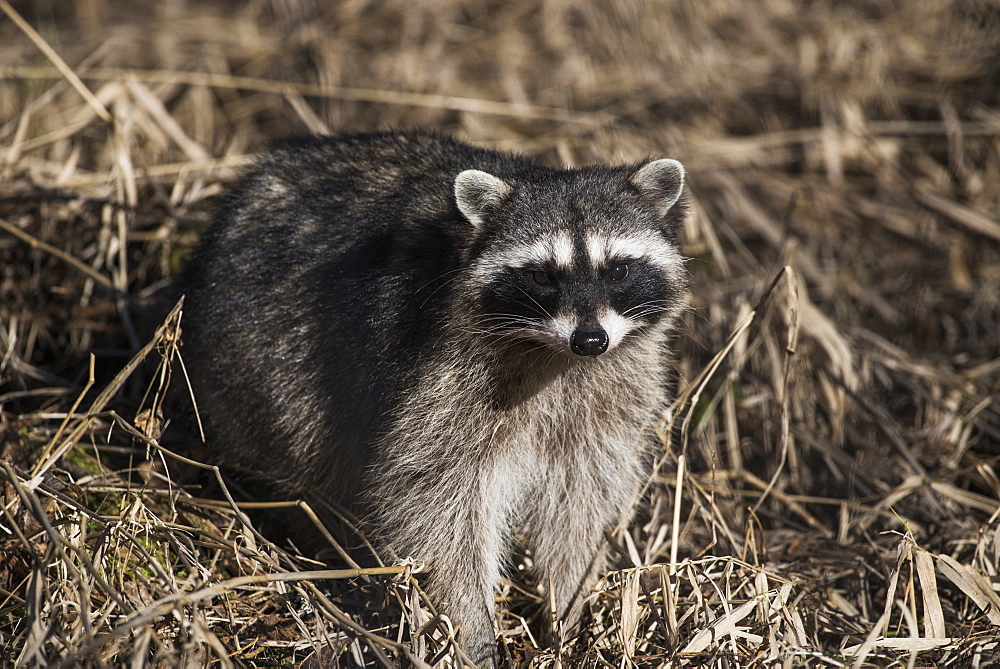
[181, 131, 688, 666]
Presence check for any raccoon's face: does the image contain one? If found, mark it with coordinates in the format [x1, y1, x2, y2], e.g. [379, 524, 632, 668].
[454, 159, 687, 358]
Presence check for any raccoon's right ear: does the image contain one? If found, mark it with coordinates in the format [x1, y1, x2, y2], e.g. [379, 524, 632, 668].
[454, 170, 512, 228]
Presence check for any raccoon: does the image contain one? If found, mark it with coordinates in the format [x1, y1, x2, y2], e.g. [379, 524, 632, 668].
[181, 131, 688, 666]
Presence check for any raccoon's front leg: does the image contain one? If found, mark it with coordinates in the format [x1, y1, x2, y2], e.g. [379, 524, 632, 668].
[424, 555, 499, 668]
[528, 512, 607, 637]
[377, 470, 507, 667]
[527, 474, 634, 641]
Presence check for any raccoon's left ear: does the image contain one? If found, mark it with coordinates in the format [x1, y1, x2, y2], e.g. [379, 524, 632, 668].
[630, 159, 685, 217]
[454, 170, 512, 228]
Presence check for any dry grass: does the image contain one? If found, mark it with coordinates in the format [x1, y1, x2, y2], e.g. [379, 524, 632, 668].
[2, 0, 999, 666]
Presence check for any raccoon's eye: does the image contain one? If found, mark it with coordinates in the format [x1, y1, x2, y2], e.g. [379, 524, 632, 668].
[531, 270, 552, 286]
[609, 262, 629, 281]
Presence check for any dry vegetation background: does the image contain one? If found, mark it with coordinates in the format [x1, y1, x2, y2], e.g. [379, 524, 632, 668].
[1, 0, 999, 666]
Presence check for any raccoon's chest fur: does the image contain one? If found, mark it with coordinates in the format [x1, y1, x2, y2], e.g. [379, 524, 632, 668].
[374, 330, 667, 549]
[502, 346, 663, 490]
[501, 352, 664, 533]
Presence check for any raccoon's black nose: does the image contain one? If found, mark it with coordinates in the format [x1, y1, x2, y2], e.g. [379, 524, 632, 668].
[571, 329, 609, 357]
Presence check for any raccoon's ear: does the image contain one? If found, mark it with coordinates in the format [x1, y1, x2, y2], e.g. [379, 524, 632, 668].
[454, 170, 511, 228]
[630, 159, 685, 216]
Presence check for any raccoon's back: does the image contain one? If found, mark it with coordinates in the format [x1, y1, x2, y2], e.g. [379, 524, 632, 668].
[180, 132, 489, 502]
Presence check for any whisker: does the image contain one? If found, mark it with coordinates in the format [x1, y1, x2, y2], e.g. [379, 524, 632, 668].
[509, 283, 553, 320]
